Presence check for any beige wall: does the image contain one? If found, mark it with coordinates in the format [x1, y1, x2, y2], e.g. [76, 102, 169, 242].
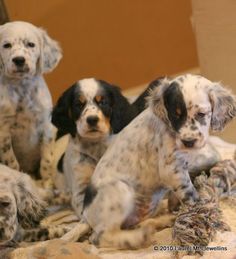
[5, 0, 198, 103]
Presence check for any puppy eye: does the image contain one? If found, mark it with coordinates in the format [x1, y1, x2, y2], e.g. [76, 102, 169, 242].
[175, 108, 181, 117]
[99, 99, 107, 105]
[0, 201, 10, 208]
[27, 42, 35, 48]
[78, 101, 85, 107]
[197, 112, 205, 118]
[3, 43, 12, 49]
[95, 96, 105, 105]
[96, 97, 107, 106]
[76, 100, 86, 109]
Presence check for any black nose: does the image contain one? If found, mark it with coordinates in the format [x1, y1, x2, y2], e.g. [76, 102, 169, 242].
[12, 56, 25, 67]
[87, 116, 99, 126]
[181, 139, 197, 148]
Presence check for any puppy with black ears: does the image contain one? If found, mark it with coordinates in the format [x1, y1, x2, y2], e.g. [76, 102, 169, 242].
[52, 77, 151, 216]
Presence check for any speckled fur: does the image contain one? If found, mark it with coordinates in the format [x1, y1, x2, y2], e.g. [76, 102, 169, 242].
[0, 21, 62, 182]
[63, 134, 110, 216]
[0, 164, 46, 244]
[62, 74, 236, 249]
[0, 164, 75, 244]
[52, 78, 150, 216]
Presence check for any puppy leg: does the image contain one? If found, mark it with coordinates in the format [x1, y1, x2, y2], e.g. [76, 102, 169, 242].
[159, 147, 199, 205]
[188, 141, 221, 177]
[13, 173, 47, 228]
[0, 135, 19, 170]
[138, 214, 176, 230]
[84, 181, 154, 249]
[169, 137, 236, 211]
[17, 224, 76, 242]
[70, 161, 95, 218]
[167, 191, 180, 212]
[39, 123, 56, 190]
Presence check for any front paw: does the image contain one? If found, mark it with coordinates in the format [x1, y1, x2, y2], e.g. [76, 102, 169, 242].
[71, 198, 83, 219]
[168, 191, 180, 212]
[182, 188, 199, 204]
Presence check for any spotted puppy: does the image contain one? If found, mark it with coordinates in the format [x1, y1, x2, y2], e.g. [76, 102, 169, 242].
[0, 164, 77, 245]
[61, 74, 236, 249]
[0, 164, 46, 244]
[0, 21, 62, 182]
[52, 78, 153, 215]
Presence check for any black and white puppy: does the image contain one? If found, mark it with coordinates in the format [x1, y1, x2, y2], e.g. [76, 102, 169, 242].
[51, 78, 154, 215]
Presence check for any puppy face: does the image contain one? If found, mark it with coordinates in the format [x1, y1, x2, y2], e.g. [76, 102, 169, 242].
[53, 78, 132, 141]
[150, 74, 236, 149]
[0, 21, 61, 79]
[0, 189, 17, 244]
[72, 79, 113, 141]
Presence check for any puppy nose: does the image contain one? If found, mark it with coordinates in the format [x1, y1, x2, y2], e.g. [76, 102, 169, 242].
[12, 56, 25, 67]
[87, 116, 99, 126]
[181, 139, 197, 148]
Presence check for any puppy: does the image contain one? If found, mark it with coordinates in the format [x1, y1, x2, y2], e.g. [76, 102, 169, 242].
[0, 21, 62, 181]
[0, 165, 46, 245]
[61, 74, 236, 249]
[51, 78, 157, 214]
[0, 164, 78, 245]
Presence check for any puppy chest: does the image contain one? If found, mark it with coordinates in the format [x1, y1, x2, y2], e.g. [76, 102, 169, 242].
[10, 103, 43, 162]
[11, 104, 43, 136]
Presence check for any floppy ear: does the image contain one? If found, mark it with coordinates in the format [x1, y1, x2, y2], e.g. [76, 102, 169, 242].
[209, 83, 236, 131]
[110, 87, 134, 133]
[52, 84, 77, 138]
[13, 174, 46, 228]
[148, 78, 170, 123]
[132, 77, 165, 113]
[99, 80, 136, 133]
[149, 78, 187, 132]
[38, 28, 62, 73]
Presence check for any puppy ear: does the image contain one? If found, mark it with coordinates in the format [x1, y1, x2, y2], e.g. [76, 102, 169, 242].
[148, 78, 170, 123]
[132, 77, 166, 113]
[13, 174, 46, 228]
[209, 83, 236, 131]
[99, 81, 136, 133]
[149, 78, 187, 132]
[111, 88, 133, 133]
[52, 84, 77, 138]
[38, 28, 62, 73]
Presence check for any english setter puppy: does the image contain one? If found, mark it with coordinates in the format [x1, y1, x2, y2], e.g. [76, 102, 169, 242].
[51, 78, 154, 215]
[0, 21, 62, 182]
[62, 74, 236, 249]
[0, 165, 77, 245]
[0, 164, 46, 245]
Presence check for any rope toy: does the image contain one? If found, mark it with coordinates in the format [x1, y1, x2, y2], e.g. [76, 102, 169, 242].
[173, 159, 236, 255]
